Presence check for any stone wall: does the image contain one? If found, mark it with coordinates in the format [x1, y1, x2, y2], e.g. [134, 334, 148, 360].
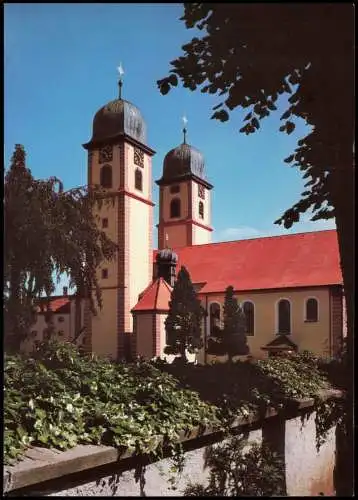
[4, 392, 340, 497]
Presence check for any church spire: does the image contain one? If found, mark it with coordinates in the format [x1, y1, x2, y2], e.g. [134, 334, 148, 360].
[117, 62, 124, 99]
[182, 115, 188, 144]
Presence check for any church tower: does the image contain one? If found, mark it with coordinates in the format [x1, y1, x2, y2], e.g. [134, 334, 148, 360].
[83, 69, 155, 360]
[156, 120, 213, 249]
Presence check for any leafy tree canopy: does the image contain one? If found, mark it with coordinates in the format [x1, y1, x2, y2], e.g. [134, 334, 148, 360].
[165, 266, 204, 360]
[4, 144, 118, 352]
[158, 4, 353, 229]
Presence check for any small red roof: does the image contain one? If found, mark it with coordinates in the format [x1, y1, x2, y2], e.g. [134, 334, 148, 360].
[153, 230, 342, 293]
[36, 296, 71, 314]
[132, 277, 172, 312]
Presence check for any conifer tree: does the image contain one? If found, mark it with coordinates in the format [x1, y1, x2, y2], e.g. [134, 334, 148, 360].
[165, 266, 203, 362]
[222, 286, 249, 362]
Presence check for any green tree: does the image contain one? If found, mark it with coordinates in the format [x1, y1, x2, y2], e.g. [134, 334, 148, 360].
[222, 286, 249, 361]
[165, 266, 203, 362]
[4, 144, 118, 353]
[157, 5, 353, 492]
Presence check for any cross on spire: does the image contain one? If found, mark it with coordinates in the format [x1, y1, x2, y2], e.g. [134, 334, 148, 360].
[182, 115, 188, 144]
[117, 63, 124, 99]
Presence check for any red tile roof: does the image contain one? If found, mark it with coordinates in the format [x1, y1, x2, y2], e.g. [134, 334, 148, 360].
[36, 296, 71, 314]
[154, 230, 342, 293]
[132, 277, 172, 312]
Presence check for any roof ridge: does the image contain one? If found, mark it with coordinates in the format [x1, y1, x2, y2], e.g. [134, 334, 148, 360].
[154, 278, 161, 308]
[152, 228, 336, 253]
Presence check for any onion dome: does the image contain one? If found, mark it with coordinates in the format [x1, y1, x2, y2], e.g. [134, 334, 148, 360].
[156, 248, 178, 264]
[88, 98, 147, 146]
[162, 143, 205, 181]
[83, 67, 151, 150]
[156, 117, 213, 188]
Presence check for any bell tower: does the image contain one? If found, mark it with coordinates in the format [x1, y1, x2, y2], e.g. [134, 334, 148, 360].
[83, 66, 155, 360]
[156, 118, 213, 249]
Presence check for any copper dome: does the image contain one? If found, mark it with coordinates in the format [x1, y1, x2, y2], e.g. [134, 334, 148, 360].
[161, 143, 205, 182]
[88, 98, 147, 146]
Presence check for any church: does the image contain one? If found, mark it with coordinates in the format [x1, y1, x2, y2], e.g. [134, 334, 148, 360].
[27, 77, 346, 362]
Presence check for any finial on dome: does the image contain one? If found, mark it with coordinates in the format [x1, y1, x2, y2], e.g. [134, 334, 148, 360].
[117, 63, 124, 99]
[182, 115, 188, 144]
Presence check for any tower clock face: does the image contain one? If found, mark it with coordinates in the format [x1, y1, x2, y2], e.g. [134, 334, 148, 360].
[198, 185, 205, 200]
[98, 145, 113, 164]
[134, 147, 144, 168]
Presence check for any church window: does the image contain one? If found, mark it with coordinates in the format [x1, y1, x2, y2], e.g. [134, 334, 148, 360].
[134, 148, 144, 168]
[98, 145, 113, 164]
[100, 165, 112, 188]
[305, 297, 318, 322]
[198, 201, 204, 219]
[170, 185, 180, 194]
[277, 299, 291, 334]
[242, 301, 255, 336]
[58, 316, 65, 323]
[101, 269, 108, 279]
[198, 185, 205, 199]
[170, 198, 181, 218]
[102, 218, 108, 228]
[209, 303, 221, 336]
[135, 168, 143, 191]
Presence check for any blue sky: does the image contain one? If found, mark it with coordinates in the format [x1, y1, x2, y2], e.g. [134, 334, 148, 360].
[5, 4, 335, 293]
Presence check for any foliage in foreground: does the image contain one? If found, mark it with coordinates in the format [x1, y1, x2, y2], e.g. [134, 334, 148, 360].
[5, 342, 338, 467]
[4, 340, 218, 465]
[184, 435, 285, 496]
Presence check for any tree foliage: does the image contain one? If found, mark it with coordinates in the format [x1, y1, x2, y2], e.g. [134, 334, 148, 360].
[157, 2, 353, 327]
[158, 6, 353, 491]
[165, 266, 204, 360]
[4, 340, 218, 465]
[4, 144, 118, 352]
[207, 286, 249, 360]
[222, 286, 249, 360]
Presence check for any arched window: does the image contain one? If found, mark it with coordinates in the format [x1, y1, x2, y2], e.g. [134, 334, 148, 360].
[170, 198, 181, 218]
[100, 165, 112, 188]
[305, 298, 318, 322]
[198, 201, 204, 219]
[209, 303, 221, 336]
[277, 299, 291, 334]
[242, 301, 255, 336]
[135, 168, 143, 191]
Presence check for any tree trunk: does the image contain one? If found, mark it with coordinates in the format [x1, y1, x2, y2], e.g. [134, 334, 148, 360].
[74, 294, 82, 344]
[180, 338, 187, 363]
[6, 267, 22, 353]
[331, 168, 354, 496]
